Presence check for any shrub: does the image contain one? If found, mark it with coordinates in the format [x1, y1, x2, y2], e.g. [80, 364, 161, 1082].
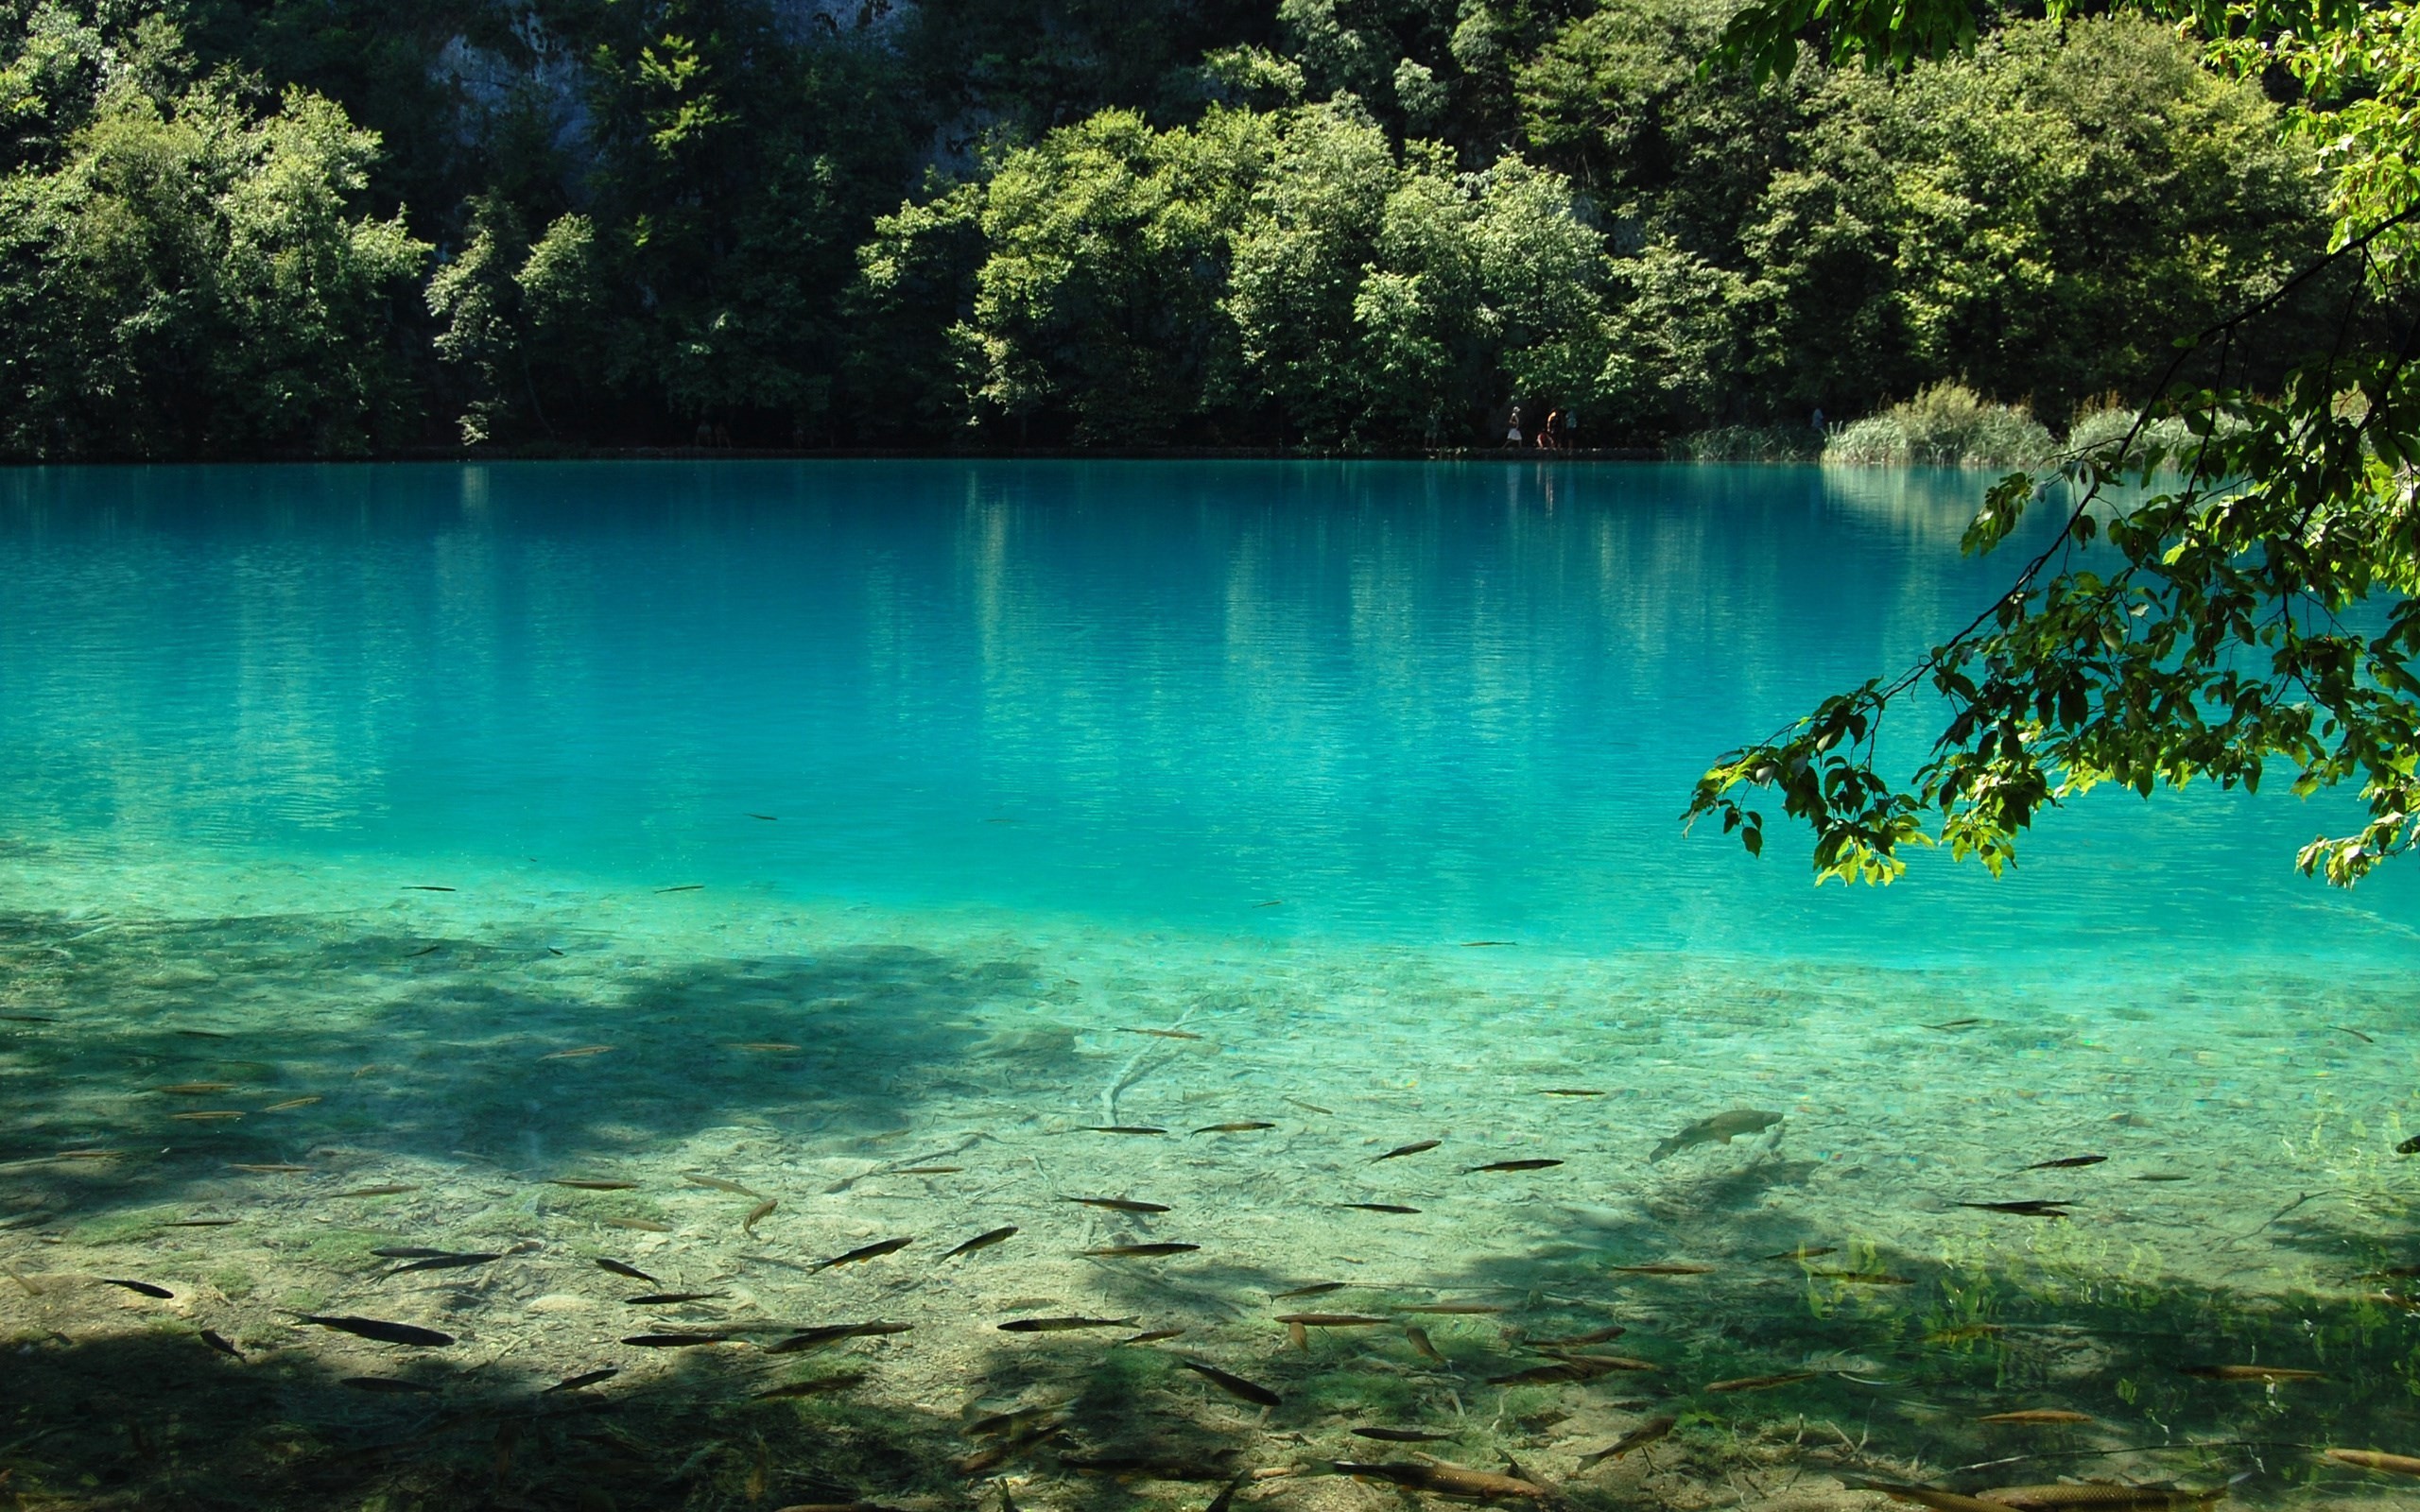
[1824, 382, 2053, 467]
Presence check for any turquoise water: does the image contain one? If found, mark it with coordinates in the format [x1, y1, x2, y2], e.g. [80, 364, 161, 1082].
[1, 461, 2416, 1510]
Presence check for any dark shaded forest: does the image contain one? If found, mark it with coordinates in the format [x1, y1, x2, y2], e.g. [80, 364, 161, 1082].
[0, 0, 2346, 456]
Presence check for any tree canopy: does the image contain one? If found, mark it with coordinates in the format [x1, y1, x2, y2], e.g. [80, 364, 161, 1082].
[0, 0, 2342, 454]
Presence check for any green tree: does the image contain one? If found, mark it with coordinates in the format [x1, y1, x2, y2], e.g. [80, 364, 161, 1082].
[0, 29, 427, 457]
[1690, 0, 2420, 885]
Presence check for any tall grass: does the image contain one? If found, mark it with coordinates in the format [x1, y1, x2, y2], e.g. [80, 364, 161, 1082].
[1824, 382, 2054, 468]
[1667, 424, 1827, 461]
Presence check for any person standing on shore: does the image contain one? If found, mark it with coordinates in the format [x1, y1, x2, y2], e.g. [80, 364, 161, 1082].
[1504, 405, 1524, 447]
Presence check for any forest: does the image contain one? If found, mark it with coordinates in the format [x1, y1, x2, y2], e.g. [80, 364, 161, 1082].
[0, 0, 2349, 456]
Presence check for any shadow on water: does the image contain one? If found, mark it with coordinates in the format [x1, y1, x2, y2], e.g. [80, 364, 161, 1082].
[10, 913, 2420, 1508]
[0, 909, 1025, 1230]
[9, 1231, 2420, 1510]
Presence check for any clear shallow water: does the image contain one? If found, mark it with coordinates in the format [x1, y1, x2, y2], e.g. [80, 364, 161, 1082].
[0, 461, 2416, 1511]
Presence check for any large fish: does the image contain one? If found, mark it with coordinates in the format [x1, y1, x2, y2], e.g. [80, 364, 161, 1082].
[1648, 1108, 1783, 1162]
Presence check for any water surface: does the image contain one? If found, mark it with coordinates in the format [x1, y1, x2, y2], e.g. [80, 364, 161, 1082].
[0, 461, 2411, 1510]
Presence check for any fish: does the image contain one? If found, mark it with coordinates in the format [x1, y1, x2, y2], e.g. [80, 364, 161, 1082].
[731, 1042, 802, 1053]
[1061, 1455, 1240, 1480]
[966, 1406, 1062, 1437]
[1539, 1089, 1605, 1097]
[744, 1198, 778, 1235]
[1535, 1350, 1657, 1372]
[332, 1184, 416, 1196]
[102, 1279, 173, 1298]
[1406, 1325, 1445, 1362]
[955, 1421, 1065, 1474]
[406, 945, 442, 957]
[1758, 1246, 1837, 1262]
[1920, 1018, 1982, 1031]
[1375, 1140, 1440, 1161]
[1523, 1325, 1625, 1347]
[300, 1314, 455, 1348]
[627, 1291, 727, 1305]
[1179, 1359, 1281, 1406]
[998, 1316, 1138, 1332]
[2398, 1135, 2420, 1156]
[596, 1258, 658, 1282]
[686, 1174, 764, 1196]
[622, 1332, 735, 1347]
[1648, 1108, 1783, 1162]
[655, 885, 703, 893]
[1810, 1270, 1915, 1285]
[2330, 1025, 2376, 1044]
[1120, 1028, 1204, 1040]
[1064, 1196, 1169, 1213]
[2325, 1449, 2420, 1476]
[1706, 1371, 1815, 1392]
[1342, 1203, 1422, 1213]
[2133, 1174, 2191, 1182]
[1957, 1200, 2074, 1218]
[170, 1110, 245, 1122]
[942, 1226, 1020, 1259]
[1125, 1328, 1186, 1344]
[541, 1045, 616, 1059]
[157, 1082, 236, 1094]
[1082, 1243, 1200, 1258]
[2179, 1364, 2324, 1382]
[1979, 1409, 2096, 1425]
[1467, 1160, 1564, 1174]
[1253, 898, 1284, 907]
[200, 1329, 243, 1358]
[1585, 1415, 1678, 1467]
[892, 1166, 961, 1175]
[344, 1376, 439, 1393]
[1273, 1282, 1345, 1297]
[1334, 1462, 1547, 1499]
[262, 1096, 321, 1111]
[1610, 1263, 1712, 1276]
[1354, 1428, 1455, 1443]
[1086, 1125, 1167, 1135]
[404, 885, 456, 891]
[1395, 1303, 1506, 1314]
[372, 1246, 450, 1259]
[1844, 1481, 2027, 1512]
[1284, 1098, 1334, 1115]
[747, 813, 778, 821]
[603, 1217, 673, 1232]
[52, 1149, 123, 1160]
[1459, 940, 1519, 948]
[766, 1322, 911, 1352]
[1207, 1478, 1245, 1512]
[1275, 1314, 1389, 1326]
[1488, 1363, 1613, 1385]
[551, 1178, 639, 1191]
[0, 1013, 60, 1022]
[544, 1367, 619, 1393]
[388, 1251, 504, 1275]
[814, 1237, 914, 1271]
[1288, 1320, 1308, 1350]
[1974, 1484, 2226, 1509]
[1193, 1122, 1275, 1134]
[754, 1373, 868, 1400]
[2023, 1156, 2108, 1170]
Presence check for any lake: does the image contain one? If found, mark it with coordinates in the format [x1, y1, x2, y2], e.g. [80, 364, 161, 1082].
[0, 461, 2411, 1508]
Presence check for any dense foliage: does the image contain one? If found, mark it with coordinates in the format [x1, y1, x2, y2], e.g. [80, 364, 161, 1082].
[0, 0, 2348, 455]
[1687, 0, 2420, 885]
